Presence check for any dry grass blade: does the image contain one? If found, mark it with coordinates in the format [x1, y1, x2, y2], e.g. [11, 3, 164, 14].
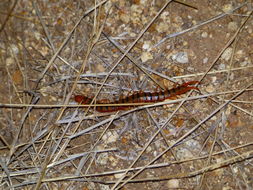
[1, 0, 253, 189]
[34, 0, 109, 87]
[116, 81, 253, 189]
[0, 0, 18, 34]
[154, 2, 247, 47]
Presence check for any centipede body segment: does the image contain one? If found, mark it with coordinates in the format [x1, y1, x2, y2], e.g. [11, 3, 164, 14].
[74, 81, 199, 112]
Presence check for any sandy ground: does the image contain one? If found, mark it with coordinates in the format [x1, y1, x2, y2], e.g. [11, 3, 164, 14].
[0, 0, 253, 189]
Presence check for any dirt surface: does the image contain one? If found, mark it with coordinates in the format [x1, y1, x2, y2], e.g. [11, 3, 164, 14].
[0, 0, 253, 189]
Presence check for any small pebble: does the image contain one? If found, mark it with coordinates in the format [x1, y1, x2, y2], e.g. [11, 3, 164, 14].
[140, 51, 153, 62]
[142, 41, 151, 50]
[176, 147, 193, 159]
[6, 57, 14, 66]
[206, 85, 215, 93]
[172, 52, 189, 64]
[211, 76, 217, 83]
[235, 50, 244, 59]
[120, 14, 130, 23]
[167, 179, 179, 188]
[185, 139, 201, 151]
[102, 131, 119, 144]
[222, 4, 233, 12]
[222, 186, 233, 190]
[96, 153, 109, 165]
[221, 47, 233, 61]
[160, 11, 170, 20]
[232, 166, 238, 173]
[10, 44, 19, 54]
[211, 116, 217, 121]
[201, 31, 208, 38]
[228, 22, 238, 31]
[218, 63, 226, 70]
[99, 184, 110, 190]
[146, 146, 152, 153]
[203, 57, 209, 64]
[229, 73, 234, 80]
[156, 22, 169, 33]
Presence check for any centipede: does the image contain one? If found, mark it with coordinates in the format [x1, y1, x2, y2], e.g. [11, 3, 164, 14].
[74, 81, 199, 112]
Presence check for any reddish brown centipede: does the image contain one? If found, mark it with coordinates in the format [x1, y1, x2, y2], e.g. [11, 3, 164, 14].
[74, 81, 199, 112]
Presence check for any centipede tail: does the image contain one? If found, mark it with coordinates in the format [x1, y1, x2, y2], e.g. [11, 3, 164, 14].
[74, 81, 199, 112]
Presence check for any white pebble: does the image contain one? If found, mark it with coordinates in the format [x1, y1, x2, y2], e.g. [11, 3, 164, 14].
[140, 52, 153, 62]
[99, 184, 110, 190]
[211, 76, 217, 83]
[218, 63, 226, 70]
[222, 4, 233, 12]
[172, 52, 189, 64]
[102, 131, 119, 144]
[185, 139, 201, 151]
[10, 44, 19, 54]
[206, 85, 215, 93]
[221, 48, 233, 61]
[203, 57, 209, 64]
[201, 32, 208, 38]
[176, 147, 193, 159]
[167, 179, 179, 188]
[6, 57, 14, 66]
[142, 42, 150, 50]
[96, 153, 109, 165]
[228, 22, 238, 31]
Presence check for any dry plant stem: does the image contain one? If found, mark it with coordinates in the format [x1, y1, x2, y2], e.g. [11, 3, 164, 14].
[89, 0, 173, 112]
[34, 132, 54, 190]
[9, 111, 57, 163]
[115, 14, 253, 187]
[146, 109, 182, 168]
[47, 148, 117, 168]
[0, 0, 18, 34]
[198, 10, 252, 84]
[75, 112, 119, 176]
[173, 0, 198, 10]
[1, 89, 253, 114]
[51, 7, 106, 166]
[5, 0, 108, 169]
[0, 10, 37, 23]
[10, 144, 253, 188]
[112, 11, 252, 189]
[54, 0, 177, 178]
[4, 142, 253, 188]
[112, 96, 194, 188]
[8, 95, 40, 162]
[194, 9, 253, 124]
[33, 2, 56, 52]
[34, 0, 108, 88]
[112, 149, 253, 183]
[154, 2, 247, 47]
[116, 81, 253, 189]
[103, 33, 166, 89]
[34, 2, 72, 74]
[197, 123, 219, 189]
[31, 3, 107, 189]
[172, 65, 253, 79]
[0, 159, 13, 189]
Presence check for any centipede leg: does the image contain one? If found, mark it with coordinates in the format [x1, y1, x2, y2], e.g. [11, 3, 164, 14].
[182, 81, 199, 87]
